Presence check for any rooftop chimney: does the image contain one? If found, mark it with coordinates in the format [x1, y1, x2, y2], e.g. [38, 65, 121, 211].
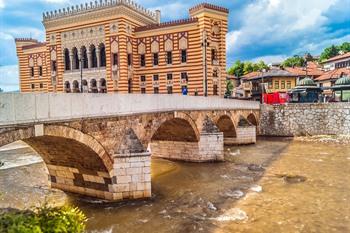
[155, 10, 161, 24]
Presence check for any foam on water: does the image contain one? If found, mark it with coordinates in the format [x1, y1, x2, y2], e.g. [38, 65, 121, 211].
[212, 208, 248, 222]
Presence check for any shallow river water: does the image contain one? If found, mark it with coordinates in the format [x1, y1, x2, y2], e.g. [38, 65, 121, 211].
[0, 138, 349, 233]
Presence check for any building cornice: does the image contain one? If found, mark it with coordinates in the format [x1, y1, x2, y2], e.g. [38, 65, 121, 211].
[189, 3, 229, 14]
[43, 5, 156, 31]
[43, 0, 157, 28]
[22, 43, 47, 50]
[134, 18, 198, 33]
[43, 0, 157, 22]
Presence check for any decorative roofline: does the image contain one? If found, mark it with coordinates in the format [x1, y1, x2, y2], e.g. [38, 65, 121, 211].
[22, 43, 47, 50]
[189, 3, 229, 14]
[135, 18, 198, 32]
[42, 0, 157, 22]
[15, 38, 39, 43]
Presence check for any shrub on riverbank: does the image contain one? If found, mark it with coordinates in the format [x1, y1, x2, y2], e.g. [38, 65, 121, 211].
[0, 205, 86, 232]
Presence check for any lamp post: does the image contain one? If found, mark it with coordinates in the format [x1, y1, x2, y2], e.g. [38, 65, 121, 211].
[79, 57, 84, 93]
[201, 31, 210, 97]
[261, 68, 266, 104]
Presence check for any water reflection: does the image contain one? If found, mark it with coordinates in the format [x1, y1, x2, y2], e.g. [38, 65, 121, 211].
[1, 138, 349, 233]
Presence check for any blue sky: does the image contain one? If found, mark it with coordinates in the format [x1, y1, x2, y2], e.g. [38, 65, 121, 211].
[0, 0, 349, 91]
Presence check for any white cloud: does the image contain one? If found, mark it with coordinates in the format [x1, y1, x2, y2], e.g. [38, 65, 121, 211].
[149, 2, 189, 20]
[252, 55, 287, 64]
[227, 0, 341, 55]
[0, 65, 19, 92]
[0, 0, 4, 9]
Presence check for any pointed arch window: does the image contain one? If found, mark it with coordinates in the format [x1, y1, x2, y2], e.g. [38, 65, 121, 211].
[90, 45, 98, 68]
[64, 48, 70, 71]
[81, 46, 88, 69]
[72, 47, 79, 69]
[99, 43, 106, 67]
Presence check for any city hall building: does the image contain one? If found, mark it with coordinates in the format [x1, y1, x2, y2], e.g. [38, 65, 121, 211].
[15, 1, 228, 96]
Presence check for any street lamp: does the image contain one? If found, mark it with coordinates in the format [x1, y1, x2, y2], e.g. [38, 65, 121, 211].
[261, 68, 266, 104]
[201, 31, 210, 97]
[79, 57, 84, 93]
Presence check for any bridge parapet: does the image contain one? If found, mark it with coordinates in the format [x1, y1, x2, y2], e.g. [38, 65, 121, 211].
[0, 93, 260, 127]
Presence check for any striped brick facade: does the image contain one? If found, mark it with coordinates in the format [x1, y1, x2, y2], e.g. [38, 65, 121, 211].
[15, 1, 228, 96]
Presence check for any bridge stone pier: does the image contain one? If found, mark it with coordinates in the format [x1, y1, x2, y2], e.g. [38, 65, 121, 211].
[0, 94, 259, 201]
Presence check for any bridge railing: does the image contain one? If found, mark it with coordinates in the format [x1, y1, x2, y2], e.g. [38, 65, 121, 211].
[0, 93, 260, 126]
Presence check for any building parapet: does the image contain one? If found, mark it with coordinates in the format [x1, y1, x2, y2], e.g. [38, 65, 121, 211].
[134, 18, 198, 32]
[22, 43, 47, 50]
[0, 94, 260, 127]
[15, 38, 39, 43]
[42, 0, 157, 22]
[189, 3, 229, 14]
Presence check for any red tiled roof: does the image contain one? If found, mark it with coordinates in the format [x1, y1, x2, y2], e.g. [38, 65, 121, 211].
[242, 69, 297, 80]
[242, 71, 261, 80]
[321, 52, 350, 63]
[314, 67, 350, 81]
[284, 62, 324, 77]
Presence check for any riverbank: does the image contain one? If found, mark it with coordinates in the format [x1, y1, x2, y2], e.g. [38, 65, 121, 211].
[0, 138, 349, 233]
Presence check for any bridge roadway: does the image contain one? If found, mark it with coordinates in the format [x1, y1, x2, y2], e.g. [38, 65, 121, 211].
[0, 94, 260, 201]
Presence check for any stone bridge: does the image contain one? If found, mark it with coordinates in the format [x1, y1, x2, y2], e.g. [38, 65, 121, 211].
[0, 94, 260, 201]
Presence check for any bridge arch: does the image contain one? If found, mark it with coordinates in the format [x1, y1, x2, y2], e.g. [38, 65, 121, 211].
[0, 125, 114, 199]
[149, 112, 201, 161]
[247, 112, 259, 126]
[214, 114, 237, 138]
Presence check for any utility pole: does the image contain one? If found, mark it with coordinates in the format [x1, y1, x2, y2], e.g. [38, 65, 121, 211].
[201, 31, 210, 97]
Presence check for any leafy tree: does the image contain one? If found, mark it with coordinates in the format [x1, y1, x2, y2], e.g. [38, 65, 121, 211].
[319, 45, 340, 61]
[227, 60, 245, 77]
[227, 60, 269, 76]
[282, 55, 306, 67]
[0, 88, 3, 93]
[0, 205, 87, 232]
[243, 62, 254, 74]
[339, 42, 350, 53]
[225, 80, 234, 97]
[256, 60, 269, 71]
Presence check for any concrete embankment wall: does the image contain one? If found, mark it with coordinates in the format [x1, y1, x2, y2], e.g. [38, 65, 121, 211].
[260, 103, 350, 136]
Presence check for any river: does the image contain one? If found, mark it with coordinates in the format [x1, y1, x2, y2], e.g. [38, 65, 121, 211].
[0, 138, 349, 233]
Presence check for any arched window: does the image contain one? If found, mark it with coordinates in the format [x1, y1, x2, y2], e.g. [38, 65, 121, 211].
[64, 81, 71, 93]
[72, 80, 79, 93]
[81, 46, 88, 69]
[99, 78, 107, 93]
[72, 47, 79, 70]
[90, 44, 97, 68]
[82, 79, 88, 93]
[64, 48, 70, 71]
[99, 43, 106, 67]
[90, 79, 98, 93]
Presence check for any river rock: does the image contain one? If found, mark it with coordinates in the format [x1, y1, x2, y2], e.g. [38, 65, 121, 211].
[250, 185, 262, 192]
[248, 164, 265, 172]
[207, 202, 217, 211]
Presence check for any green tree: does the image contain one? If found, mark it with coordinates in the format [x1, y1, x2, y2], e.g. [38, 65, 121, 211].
[339, 42, 350, 53]
[256, 60, 269, 71]
[319, 45, 340, 61]
[243, 62, 254, 74]
[225, 80, 234, 97]
[227, 60, 245, 77]
[0, 88, 3, 93]
[282, 55, 306, 67]
[228, 60, 269, 76]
